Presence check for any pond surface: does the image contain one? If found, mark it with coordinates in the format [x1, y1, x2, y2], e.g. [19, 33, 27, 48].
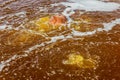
[0, 0, 120, 80]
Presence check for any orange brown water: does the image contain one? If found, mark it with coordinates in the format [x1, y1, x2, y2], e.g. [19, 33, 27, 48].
[0, 0, 120, 80]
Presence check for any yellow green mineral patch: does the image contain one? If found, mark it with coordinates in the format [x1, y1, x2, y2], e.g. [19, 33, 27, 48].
[34, 16, 51, 32]
[26, 15, 94, 33]
[33, 16, 66, 32]
[63, 54, 97, 69]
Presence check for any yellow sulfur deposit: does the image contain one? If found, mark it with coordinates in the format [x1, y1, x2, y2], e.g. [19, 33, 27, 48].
[29, 16, 95, 33]
[35, 16, 50, 26]
[35, 16, 51, 32]
[63, 54, 96, 68]
[34, 16, 66, 32]
[65, 54, 84, 65]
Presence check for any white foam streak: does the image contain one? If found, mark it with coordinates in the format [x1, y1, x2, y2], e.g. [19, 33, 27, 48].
[0, 25, 7, 30]
[25, 35, 72, 53]
[0, 11, 26, 19]
[72, 30, 96, 36]
[72, 18, 120, 36]
[51, 35, 65, 42]
[103, 19, 120, 31]
[0, 53, 29, 72]
[68, 0, 120, 11]
[25, 43, 45, 53]
[0, 25, 12, 30]
[0, 55, 17, 71]
[62, 8, 75, 23]
[52, 0, 120, 22]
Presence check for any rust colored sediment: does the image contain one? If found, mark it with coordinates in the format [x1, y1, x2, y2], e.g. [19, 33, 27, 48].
[0, 0, 120, 80]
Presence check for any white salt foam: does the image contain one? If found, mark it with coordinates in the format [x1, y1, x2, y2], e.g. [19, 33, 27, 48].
[0, 25, 7, 30]
[0, 25, 12, 30]
[72, 18, 120, 36]
[51, 0, 120, 22]
[103, 18, 120, 31]
[0, 55, 17, 71]
[68, 0, 120, 11]
[0, 53, 29, 72]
